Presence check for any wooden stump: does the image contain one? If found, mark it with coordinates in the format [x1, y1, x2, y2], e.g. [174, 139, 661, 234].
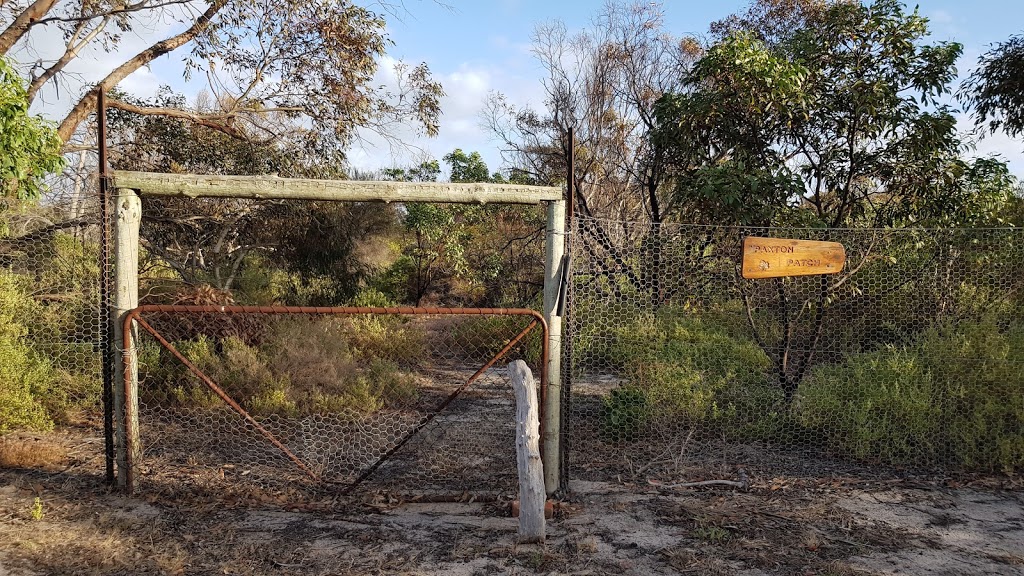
[509, 360, 545, 543]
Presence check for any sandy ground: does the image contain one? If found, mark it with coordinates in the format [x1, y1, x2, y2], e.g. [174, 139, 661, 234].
[1, 428, 1023, 575]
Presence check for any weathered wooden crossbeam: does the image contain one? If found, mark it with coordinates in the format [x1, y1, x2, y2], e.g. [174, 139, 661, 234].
[109, 170, 563, 205]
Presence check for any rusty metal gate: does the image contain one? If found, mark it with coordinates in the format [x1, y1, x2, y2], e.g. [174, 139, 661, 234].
[121, 305, 547, 498]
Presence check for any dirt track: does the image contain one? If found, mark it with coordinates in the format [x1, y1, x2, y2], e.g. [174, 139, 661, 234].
[1, 428, 1022, 575]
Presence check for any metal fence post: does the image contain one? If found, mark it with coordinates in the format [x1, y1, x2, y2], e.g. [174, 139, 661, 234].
[542, 198, 566, 495]
[113, 188, 141, 490]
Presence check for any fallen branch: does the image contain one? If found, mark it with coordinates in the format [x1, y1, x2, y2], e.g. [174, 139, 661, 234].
[649, 469, 750, 491]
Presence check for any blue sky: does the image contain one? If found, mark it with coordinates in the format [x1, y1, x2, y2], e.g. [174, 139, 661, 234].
[22, 0, 1024, 176]
[352, 0, 1024, 176]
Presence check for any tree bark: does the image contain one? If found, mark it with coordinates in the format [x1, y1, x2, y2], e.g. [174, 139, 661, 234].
[56, 0, 230, 143]
[0, 0, 58, 56]
[26, 17, 110, 104]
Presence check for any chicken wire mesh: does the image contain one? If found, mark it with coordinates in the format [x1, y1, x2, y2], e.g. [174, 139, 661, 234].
[565, 216, 1024, 482]
[125, 307, 545, 499]
[0, 204, 107, 439]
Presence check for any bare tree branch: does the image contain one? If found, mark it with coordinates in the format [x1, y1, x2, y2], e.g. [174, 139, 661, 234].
[56, 0, 230, 142]
[0, 0, 58, 56]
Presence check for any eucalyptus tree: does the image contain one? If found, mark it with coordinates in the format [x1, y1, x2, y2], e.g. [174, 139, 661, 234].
[484, 1, 696, 224]
[961, 33, 1024, 142]
[652, 0, 1021, 403]
[1, 0, 443, 152]
[0, 56, 62, 201]
[656, 0, 971, 228]
[108, 88, 398, 302]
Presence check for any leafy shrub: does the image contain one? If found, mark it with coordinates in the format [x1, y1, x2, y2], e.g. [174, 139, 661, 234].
[570, 299, 647, 371]
[799, 318, 1024, 471]
[311, 360, 416, 415]
[799, 347, 937, 464]
[0, 230, 104, 425]
[0, 271, 56, 433]
[443, 314, 544, 365]
[601, 386, 647, 442]
[139, 316, 421, 418]
[249, 387, 297, 418]
[345, 313, 427, 366]
[348, 287, 396, 308]
[599, 308, 775, 442]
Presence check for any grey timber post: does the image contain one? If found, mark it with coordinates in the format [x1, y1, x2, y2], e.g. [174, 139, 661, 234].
[509, 360, 545, 542]
[542, 198, 566, 495]
[113, 188, 141, 489]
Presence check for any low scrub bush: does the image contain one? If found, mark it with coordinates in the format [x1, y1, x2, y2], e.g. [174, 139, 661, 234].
[346, 314, 427, 365]
[0, 271, 57, 433]
[799, 318, 1024, 471]
[600, 386, 647, 442]
[443, 314, 544, 365]
[139, 315, 422, 418]
[601, 309, 776, 442]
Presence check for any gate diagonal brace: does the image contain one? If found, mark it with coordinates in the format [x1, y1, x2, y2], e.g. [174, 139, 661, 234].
[129, 315, 320, 483]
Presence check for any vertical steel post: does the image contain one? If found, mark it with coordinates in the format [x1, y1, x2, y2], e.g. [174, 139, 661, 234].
[559, 127, 575, 492]
[566, 126, 575, 223]
[97, 89, 115, 485]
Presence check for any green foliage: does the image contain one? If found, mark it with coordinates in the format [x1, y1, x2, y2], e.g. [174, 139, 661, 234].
[961, 32, 1024, 140]
[112, 87, 401, 300]
[139, 315, 423, 418]
[596, 308, 777, 442]
[800, 318, 1024, 471]
[601, 386, 647, 442]
[799, 347, 936, 465]
[693, 522, 731, 544]
[444, 149, 491, 183]
[0, 222, 104, 425]
[442, 313, 544, 365]
[349, 287, 397, 308]
[301, 358, 416, 415]
[666, 158, 805, 226]
[656, 0, 977, 228]
[345, 313, 427, 365]
[381, 160, 441, 182]
[0, 57, 64, 200]
[377, 150, 545, 307]
[29, 497, 43, 521]
[942, 158, 1021, 227]
[0, 271, 56, 433]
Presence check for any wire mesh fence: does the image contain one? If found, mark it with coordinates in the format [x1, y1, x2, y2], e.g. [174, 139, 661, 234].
[126, 307, 545, 499]
[566, 216, 1024, 482]
[0, 204, 106, 438]
[8, 190, 1024, 502]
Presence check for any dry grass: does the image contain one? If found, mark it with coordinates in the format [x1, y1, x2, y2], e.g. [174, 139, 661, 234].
[0, 435, 67, 470]
[2, 426, 1021, 576]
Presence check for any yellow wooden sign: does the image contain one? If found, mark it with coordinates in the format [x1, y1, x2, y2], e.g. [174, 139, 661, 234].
[741, 236, 846, 279]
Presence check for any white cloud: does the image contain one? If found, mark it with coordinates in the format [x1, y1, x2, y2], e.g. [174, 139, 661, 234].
[349, 54, 546, 176]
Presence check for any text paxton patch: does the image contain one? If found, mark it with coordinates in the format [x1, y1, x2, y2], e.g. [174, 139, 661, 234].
[741, 237, 846, 279]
